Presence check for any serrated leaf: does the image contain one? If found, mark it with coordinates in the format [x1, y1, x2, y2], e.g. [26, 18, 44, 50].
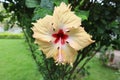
[25, 0, 40, 8]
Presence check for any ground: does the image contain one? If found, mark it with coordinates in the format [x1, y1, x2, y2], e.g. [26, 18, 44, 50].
[0, 39, 41, 80]
[0, 39, 119, 80]
[83, 57, 120, 80]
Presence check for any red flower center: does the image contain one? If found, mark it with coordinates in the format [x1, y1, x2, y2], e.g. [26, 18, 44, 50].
[52, 29, 68, 45]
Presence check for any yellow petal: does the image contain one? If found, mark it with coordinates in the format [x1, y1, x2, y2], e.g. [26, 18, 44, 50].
[36, 39, 77, 65]
[32, 15, 54, 42]
[32, 2, 95, 66]
[35, 39, 59, 58]
[66, 27, 95, 50]
[53, 43, 77, 65]
[53, 2, 81, 29]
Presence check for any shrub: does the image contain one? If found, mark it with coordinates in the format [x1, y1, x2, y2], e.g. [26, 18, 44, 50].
[1, 0, 120, 80]
[0, 32, 24, 39]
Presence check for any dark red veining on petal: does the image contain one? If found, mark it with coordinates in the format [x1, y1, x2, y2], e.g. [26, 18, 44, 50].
[52, 29, 68, 45]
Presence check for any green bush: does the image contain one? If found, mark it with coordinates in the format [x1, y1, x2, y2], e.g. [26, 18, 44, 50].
[0, 32, 24, 39]
[1, 0, 120, 80]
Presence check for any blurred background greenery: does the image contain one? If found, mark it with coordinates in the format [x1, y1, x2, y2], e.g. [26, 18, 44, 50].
[0, 0, 120, 80]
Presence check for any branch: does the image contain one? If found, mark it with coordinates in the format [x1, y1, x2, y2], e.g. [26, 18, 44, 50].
[67, 46, 94, 80]
[41, 53, 53, 80]
[78, 46, 102, 72]
[21, 27, 34, 56]
[21, 27, 43, 74]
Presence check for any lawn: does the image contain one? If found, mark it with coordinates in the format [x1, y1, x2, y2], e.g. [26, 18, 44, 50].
[0, 39, 119, 80]
[84, 57, 120, 80]
[0, 39, 41, 80]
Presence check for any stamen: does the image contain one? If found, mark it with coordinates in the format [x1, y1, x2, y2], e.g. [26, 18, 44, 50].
[66, 29, 70, 32]
[57, 47, 60, 50]
[53, 28, 55, 31]
[66, 30, 70, 32]
[66, 41, 69, 44]
[49, 40, 52, 42]
[80, 25, 83, 27]
[70, 63, 73, 67]
[51, 23, 54, 25]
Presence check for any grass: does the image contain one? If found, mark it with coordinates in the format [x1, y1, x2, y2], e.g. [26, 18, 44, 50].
[0, 39, 119, 80]
[0, 32, 24, 39]
[83, 57, 120, 80]
[0, 39, 41, 80]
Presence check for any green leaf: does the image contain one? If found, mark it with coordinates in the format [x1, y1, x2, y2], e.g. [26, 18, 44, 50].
[32, 7, 52, 21]
[40, 0, 53, 10]
[25, 0, 40, 8]
[53, 0, 68, 6]
[75, 10, 89, 21]
[97, 26, 105, 34]
[32, 0, 53, 21]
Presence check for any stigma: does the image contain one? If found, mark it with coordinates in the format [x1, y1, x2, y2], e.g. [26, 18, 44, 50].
[52, 29, 68, 45]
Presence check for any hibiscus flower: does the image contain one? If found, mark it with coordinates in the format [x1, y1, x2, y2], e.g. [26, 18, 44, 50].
[32, 2, 95, 66]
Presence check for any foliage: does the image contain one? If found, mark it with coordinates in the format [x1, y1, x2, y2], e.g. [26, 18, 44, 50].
[99, 44, 114, 65]
[0, 32, 24, 39]
[81, 0, 120, 50]
[0, 3, 17, 30]
[0, 10, 7, 22]
[0, 0, 120, 80]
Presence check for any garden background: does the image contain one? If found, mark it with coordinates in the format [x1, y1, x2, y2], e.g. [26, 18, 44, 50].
[0, 0, 120, 80]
